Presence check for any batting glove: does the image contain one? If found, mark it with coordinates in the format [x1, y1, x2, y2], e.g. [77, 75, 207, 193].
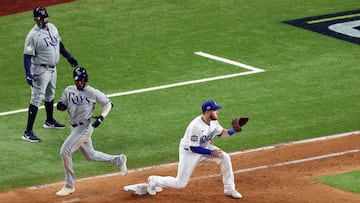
[92, 115, 104, 128]
[26, 75, 34, 86]
[67, 56, 78, 67]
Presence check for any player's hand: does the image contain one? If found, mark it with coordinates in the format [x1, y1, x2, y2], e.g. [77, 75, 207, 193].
[92, 115, 104, 128]
[212, 149, 223, 158]
[67, 56, 78, 67]
[56, 101, 67, 111]
[26, 74, 35, 86]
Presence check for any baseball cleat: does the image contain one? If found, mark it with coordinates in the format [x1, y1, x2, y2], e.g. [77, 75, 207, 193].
[147, 176, 157, 195]
[56, 186, 75, 196]
[119, 154, 128, 176]
[225, 190, 242, 199]
[22, 131, 41, 142]
[43, 119, 66, 129]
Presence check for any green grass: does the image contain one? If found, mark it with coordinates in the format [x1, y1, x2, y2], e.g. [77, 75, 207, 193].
[316, 171, 360, 194]
[0, 0, 359, 193]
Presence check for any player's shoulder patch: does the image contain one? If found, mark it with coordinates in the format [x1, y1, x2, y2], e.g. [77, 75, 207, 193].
[191, 135, 198, 142]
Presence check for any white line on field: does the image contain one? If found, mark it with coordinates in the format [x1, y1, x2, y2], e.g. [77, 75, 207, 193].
[193, 149, 360, 181]
[27, 130, 360, 190]
[0, 52, 264, 116]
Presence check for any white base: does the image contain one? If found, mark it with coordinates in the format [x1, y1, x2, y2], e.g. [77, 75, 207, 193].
[123, 183, 163, 195]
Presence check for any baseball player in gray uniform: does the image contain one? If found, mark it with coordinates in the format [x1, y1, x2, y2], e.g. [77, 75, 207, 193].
[55, 67, 127, 196]
[147, 100, 242, 199]
[22, 6, 78, 142]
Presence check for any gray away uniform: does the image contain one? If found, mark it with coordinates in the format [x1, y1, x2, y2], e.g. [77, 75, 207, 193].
[58, 85, 124, 188]
[24, 23, 60, 106]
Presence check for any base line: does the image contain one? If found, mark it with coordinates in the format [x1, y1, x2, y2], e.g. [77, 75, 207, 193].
[27, 130, 359, 190]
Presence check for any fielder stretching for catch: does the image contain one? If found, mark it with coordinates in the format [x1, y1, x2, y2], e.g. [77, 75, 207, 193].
[22, 6, 78, 142]
[55, 67, 127, 196]
[147, 100, 248, 199]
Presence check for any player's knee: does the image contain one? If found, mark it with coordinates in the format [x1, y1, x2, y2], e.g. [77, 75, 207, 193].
[30, 100, 41, 108]
[220, 152, 231, 164]
[60, 147, 71, 157]
[175, 180, 188, 189]
[83, 154, 93, 161]
[222, 152, 230, 160]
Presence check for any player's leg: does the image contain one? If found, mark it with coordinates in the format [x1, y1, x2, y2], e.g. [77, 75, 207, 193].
[205, 145, 242, 199]
[78, 136, 127, 168]
[22, 103, 40, 142]
[22, 66, 47, 142]
[43, 67, 65, 129]
[57, 125, 91, 196]
[150, 147, 200, 189]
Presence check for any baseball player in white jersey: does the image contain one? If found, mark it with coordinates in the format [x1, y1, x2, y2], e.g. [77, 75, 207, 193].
[55, 67, 127, 196]
[22, 6, 78, 142]
[147, 100, 243, 199]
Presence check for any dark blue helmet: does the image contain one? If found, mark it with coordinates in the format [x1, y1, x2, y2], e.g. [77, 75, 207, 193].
[73, 67, 88, 82]
[33, 6, 49, 20]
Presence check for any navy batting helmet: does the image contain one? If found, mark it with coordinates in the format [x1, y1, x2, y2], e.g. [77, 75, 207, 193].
[33, 6, 49, 20]
[73, 67, 88, 82]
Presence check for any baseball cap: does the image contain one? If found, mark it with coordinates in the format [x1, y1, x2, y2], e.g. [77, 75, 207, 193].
[201, 100, 222, 113]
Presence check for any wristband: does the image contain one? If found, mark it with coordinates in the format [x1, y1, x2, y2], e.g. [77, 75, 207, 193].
[227, 129, 234, 136]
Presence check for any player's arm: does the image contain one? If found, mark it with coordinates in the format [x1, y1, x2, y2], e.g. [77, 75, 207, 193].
[56, 90, 68, 111]
[190, 146, 213, 155]
[218, 128, 233, 138]
[190, 146, 222, 158]
[23, 54, 34, 86]
[92, 102, 113, 128]
[60, 41, 78, 67]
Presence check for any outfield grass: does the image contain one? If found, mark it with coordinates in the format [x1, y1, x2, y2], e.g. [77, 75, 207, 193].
[0, 0, 359, 192]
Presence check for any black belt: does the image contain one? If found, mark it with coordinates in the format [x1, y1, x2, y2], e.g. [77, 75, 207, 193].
[71, 119, 90, 128]
[71, 122, 83, 128]
[40, 64, 55, 68]
[184, 148, 189, 151]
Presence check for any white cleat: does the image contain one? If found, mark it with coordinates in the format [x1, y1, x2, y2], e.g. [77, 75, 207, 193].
[225, 190, 242, 199]
[119, 154, 127, 176]
[147, 176, 157, 195]
[56, 186, 75, 196]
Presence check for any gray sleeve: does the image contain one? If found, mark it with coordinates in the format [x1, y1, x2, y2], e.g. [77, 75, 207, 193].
[24, 32, 36, 56]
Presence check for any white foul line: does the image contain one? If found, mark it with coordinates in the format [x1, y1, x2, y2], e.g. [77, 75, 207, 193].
[192, 148, 360, 181]
[0, 52, 264, 116]
[194, 51, 264, 72]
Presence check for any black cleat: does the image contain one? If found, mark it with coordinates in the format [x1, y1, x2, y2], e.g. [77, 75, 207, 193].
[43, 120, 66, 129]
[22, 131, 41, 142]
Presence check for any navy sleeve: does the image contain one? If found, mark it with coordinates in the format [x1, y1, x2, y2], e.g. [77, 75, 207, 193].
[60, 41, 71, 59]
[23, 54, 32, 76]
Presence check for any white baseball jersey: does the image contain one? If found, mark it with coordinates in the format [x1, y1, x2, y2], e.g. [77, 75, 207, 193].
[180, 115, 223, 149]
[151, 115, 237, 194]
[24, 23, 61, 66]
[58, 85, 110, 125]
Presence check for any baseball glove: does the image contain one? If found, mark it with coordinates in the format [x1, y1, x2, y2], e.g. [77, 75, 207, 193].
[231, 117, 249, 132]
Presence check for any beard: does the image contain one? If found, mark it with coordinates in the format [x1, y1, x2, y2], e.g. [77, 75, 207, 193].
[210, 114, 218, 121]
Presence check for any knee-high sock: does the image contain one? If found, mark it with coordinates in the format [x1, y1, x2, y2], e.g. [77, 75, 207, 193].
[44, 100, 54, 122]
[26, 104, 38, 132]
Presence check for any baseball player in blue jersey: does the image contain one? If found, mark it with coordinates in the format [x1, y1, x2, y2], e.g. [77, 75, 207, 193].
[22, 6, 78, 142]
[55, 67, 127, 196]
[147, 100, 243, 199]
